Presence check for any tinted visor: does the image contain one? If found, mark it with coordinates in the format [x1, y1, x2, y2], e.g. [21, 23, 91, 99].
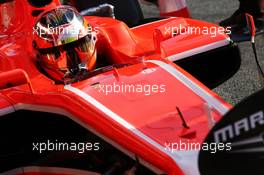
[38, 35, 95, 74]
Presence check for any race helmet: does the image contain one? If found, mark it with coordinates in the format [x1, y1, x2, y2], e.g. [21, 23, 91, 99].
[33, 6, 97, 83]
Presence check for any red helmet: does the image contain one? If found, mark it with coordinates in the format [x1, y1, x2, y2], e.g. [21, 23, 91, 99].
[33, 6, 97, 83]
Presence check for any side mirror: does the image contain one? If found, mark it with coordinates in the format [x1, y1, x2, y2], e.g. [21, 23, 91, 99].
[245, 13, 256, 43]
[0, 69, 34, 93]
[245, 13, 264, 84]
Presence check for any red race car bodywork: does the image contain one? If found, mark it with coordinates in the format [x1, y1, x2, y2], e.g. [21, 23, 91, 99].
[0, 0, 237, 175]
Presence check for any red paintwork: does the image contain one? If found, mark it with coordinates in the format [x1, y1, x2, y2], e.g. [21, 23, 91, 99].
[0, 0, 232, 174]
[245, 13, 256, 38]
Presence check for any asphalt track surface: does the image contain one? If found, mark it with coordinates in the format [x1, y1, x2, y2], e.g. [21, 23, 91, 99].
[140, 0, 264, 105]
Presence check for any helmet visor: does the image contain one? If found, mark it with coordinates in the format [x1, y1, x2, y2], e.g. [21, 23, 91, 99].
[38, 35, 96, 75]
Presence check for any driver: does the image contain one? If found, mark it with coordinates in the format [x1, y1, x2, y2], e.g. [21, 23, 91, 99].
[32, 6, 97, 84]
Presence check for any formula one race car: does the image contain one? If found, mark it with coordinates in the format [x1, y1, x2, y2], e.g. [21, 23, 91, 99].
[0, 0, 244, 175]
